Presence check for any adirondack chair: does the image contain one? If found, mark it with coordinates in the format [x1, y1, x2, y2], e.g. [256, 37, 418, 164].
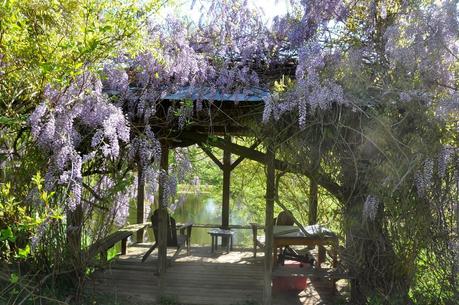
[251, 210, 315, 266]
[251, 210, 295, 256]
[141, 209, 192, 263]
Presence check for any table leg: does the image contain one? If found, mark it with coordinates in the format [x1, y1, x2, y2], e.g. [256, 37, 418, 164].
[332, 240, 338, 268]
[273, 246, 277, 266]
[211, 236, 215, 253]
[230, 235, 233, 251]
[318, 245, 326, 269]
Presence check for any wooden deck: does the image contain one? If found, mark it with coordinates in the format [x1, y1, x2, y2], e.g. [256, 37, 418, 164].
[86, 244, 349, 305]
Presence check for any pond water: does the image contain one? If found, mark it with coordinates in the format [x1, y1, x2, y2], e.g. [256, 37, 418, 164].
[129, 191, 260, 247]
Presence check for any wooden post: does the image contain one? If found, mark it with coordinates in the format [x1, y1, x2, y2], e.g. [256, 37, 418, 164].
[222, 136, 231, 229]
[222, 135, 231, 245]
[121, 237, 128, 255]
[136, 163, 145, 242]
[263, 142, 275, 305]
[158, 141, 169, 299]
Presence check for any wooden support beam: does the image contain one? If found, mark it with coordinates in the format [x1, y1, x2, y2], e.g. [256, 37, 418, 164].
[263, 142, 276, 305]
[158, 141, 169, 299]
[187, 134, 344, 201]
[222, 135, 231, 230]
[222, 135, 231, 246]
[121, 238, 128, 255]
[230, 155, 245, 171]
[198, 143, 223, 170]
[230, 139, 261, 170]
[136, 163, 145, 242]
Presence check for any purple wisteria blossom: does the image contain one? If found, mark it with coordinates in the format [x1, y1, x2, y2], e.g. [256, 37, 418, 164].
[294, 42, 345, 126]
[112, 193, 130, 227]
[29, 73, 130, 210]
[363, 195, 379, 222]
[415, 159, 434, 197]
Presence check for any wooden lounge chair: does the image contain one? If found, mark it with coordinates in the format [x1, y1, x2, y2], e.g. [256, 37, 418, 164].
[141, 209, 192, 263]
[251, 210, 315, 266]
[250, 210, 295, 257]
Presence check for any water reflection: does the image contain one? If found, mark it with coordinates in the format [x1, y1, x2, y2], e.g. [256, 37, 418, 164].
[173, 193, 256, 246]
[129, 192, 259, 247]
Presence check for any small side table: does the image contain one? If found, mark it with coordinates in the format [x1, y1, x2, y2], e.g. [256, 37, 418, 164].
[208, 229, 235, 253]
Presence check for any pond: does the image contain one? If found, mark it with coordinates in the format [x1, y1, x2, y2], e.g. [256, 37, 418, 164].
[129, 191, 261, 247]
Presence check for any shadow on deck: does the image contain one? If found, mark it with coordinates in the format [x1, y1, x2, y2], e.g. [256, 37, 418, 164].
[86, 244, 348, 305]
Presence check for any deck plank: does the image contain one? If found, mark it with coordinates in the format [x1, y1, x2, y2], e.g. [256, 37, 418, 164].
[86, 244, 348, 305]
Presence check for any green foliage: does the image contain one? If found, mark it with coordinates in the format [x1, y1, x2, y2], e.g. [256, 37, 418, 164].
[409, 250, 458, 305]
[0, 0, 160, 117]
[187, 145, 223, 186]
[0, 172, 61, 262]
[273, 75, 294, 93]
[0, 3, 163, 294]
[0, 182, 33, 261]
[9, 272, 19, 284]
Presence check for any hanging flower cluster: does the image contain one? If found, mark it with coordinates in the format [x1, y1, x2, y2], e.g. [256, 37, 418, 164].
[415, 146, 458, 198]
[29, 73, 130, 210]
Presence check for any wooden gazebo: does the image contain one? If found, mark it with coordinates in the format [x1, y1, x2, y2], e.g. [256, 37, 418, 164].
[89, 84, 342, 305]
[143, 86, 274, 302]
[128, 85, 327, 305]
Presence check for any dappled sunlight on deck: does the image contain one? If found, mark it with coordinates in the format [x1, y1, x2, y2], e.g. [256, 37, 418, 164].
[86, 244, 348, 305]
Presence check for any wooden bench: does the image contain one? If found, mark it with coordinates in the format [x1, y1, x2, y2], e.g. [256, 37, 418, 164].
[86, 222, 150, 264]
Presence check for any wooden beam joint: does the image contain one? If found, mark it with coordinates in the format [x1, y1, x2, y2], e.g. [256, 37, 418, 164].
[198, 143, 223, 170]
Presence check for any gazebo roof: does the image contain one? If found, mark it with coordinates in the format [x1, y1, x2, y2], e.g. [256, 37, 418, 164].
[163, 86, 270, 103]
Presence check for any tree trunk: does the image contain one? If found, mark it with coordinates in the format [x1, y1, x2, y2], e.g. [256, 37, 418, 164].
[341, 161, 411, 304]
[136, 162, 145, 243]
[66, 204, 83, 300]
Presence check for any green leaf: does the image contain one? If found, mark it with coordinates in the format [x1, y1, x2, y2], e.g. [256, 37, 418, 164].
[0, 227, 15, 242]
[0, 114, 26, 127]
[10, 273, 19, 284]
[32, 172, 44, 192]
[100, 25, 112, 32]
[17, 245, 30, 258]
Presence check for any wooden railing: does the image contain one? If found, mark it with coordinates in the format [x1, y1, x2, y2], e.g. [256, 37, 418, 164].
[85, 222, 264, 264]
[185, 223, 264, 230]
